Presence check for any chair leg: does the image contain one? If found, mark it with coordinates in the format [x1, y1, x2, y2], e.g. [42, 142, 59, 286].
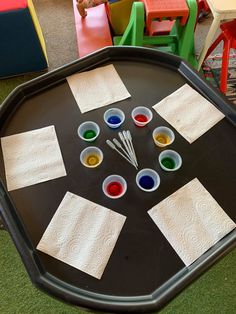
[178, 0, 198, 67]
[197, 14, 221, 70]
[203, 0, 210, 12]
[195, 0, 203, 30]
[220, 39, 231, 93]
[204, 33, 224, 61]
[113, 2, 144, 46]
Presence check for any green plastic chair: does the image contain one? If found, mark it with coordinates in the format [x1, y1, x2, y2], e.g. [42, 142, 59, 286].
[113, 0, 198, 68]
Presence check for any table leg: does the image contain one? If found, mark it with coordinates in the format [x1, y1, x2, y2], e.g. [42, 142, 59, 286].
[197, 13, 221, 70]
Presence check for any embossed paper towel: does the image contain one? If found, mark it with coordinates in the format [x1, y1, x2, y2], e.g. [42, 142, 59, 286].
[66, 64, 131, 113]
[37, 192, 126, 279]
[1, 125, 66, 191]
[152, 84, 224, 143]
[148, 178, 235, 266]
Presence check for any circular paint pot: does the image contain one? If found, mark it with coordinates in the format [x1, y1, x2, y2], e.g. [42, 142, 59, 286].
[159, 150, 182, 172]
[152, 126, 175, 147]
[103, 108, 125, 129]
[78, 121, 100, 142]
[136, 168, 160, 192]
[131, 106, 153, 127]
[80, 146, 103, 168]
[102, 175, 127, 199]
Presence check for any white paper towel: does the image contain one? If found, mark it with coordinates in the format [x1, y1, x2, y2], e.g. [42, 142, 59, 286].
[66, 64, 131, 113]
[148, 178, 235, 266]
[1, 125, 66, 191]
[37, 192, 127, 279]
[152, 84, 225, 143]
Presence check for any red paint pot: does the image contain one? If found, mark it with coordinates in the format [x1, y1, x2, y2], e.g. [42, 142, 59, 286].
[102, 175, 127, 199]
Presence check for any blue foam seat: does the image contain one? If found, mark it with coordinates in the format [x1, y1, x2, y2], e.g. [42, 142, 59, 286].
[0, 1, 48, 78]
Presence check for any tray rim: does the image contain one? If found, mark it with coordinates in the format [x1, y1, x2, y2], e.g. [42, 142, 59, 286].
[0, 46, 236, 313]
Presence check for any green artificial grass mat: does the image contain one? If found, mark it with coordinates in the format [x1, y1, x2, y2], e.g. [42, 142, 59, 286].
[0, 74, 39, 105]
[0, 77, 236, 314]
[0, 231, 235, 314]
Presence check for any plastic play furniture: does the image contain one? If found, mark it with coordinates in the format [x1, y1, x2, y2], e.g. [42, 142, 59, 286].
[143, 0, 204, 36]
[106, 0, 135, 35]
[1, 46, 235, 313]
[197, 0, 210, 19]
[72, 0, 112, 57]
[0, 0, 48, 77]
[141, 0, 189, 35]
[198, 0, 236, 70]
[204, 19, 236, 93]
[113, 0, 198, 68]
[195, 0, 211, 29]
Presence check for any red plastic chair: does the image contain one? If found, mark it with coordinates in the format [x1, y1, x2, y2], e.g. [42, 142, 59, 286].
[197, 0, 210, 16]
[204, 19, 236, 93]
[141, 0, 189, 35]
[195, 0, 210, 27]
[144, 0, 206, 36]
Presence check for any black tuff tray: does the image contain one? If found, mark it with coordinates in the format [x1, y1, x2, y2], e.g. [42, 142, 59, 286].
[0, 47, 235, 313]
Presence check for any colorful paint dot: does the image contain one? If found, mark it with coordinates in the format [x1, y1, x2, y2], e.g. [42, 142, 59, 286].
[83, 130, 96, 140]
[85, 154, 100, 166]
[139, 175, 154, 190]
[107, 115, 121, 125]
[155, 133, 170, 144]
[134, 114, 148, 123]
[107, 182, 123, 196]
[161, 157, 175, 169]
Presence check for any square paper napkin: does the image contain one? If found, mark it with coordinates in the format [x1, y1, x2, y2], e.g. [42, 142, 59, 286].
[37, 192, 126, 279]
[1, 125, 66, 191]
[152, 84, 224, 143]
[148, 178, 235, 266]
[66, 64, 131, 113]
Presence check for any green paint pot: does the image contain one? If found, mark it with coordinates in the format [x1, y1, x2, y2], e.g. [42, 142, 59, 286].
[159, 150, 182, 172]
[78, 121, 100, 142]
